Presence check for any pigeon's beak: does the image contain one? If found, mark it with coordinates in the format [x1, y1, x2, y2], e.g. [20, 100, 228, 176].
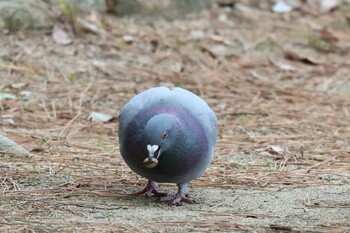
[144, 144, 161, 168]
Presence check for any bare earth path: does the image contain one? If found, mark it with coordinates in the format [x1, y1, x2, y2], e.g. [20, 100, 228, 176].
[0, 2, 349, 232]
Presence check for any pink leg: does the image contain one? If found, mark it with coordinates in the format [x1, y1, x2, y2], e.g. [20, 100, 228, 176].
[132, 180, 166, 197]
[159, 183, 195, 205]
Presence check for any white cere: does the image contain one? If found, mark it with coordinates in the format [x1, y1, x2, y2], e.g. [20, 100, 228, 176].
[147, 144, 159, 153]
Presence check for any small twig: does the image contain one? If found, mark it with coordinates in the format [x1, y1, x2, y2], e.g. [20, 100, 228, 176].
[79, 83, 93, 113]
[1, 174, 9, 194]
[0, 62, 40, 73]
[51, 100, 57, 119]
[53, 202, 125, 210]
[217, 111, 268, 117]
[279, 155, 291, 171]
[41, 99, 51, 119]
[59, 113, 81, 137]
[8, 178, 20, 191]
[305, 204, 350, 209]
[306, 156, 337, 172]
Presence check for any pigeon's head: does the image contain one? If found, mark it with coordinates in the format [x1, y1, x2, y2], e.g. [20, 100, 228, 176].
[143, 113, 179, 168]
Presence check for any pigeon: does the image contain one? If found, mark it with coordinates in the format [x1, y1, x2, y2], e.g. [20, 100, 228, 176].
[119, 86, 217, 205]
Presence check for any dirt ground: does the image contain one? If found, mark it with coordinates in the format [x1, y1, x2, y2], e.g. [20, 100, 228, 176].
[0, 1, 350, 232]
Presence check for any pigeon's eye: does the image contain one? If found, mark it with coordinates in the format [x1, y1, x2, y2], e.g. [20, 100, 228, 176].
[162, 132, 169, 139]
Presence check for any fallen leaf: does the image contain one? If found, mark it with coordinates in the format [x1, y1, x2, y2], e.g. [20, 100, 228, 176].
[284, 49, 325, 65]
[250, 71, 268, 81]
[88, 112, 114, 122]
[277, 63, 295, 71]
[333, 140, 345, 149]
[1, 114, 14, 125]
[2, 118, 15, 125]
[0, 93, 16, 100]
[270, 59, 296, 71]
[52, 26, 73, 45]
[210, 45, 229, 56]
[319, 28, 339, 43]
[201, 43, 240, 58]
[9, 82, 28, 89]
[319, 0, 340, 13]
[272, 0, 294, 13]
[77, 17, 104, 35]
[123, 35, 135, 43]
[306, 0, 340, 13]
[30, 147, 46, 153]
[20, 91, 32, 101]
[209, 34, 232, 46]
[218, 13, 229, 23]
[319, 28, 350, 42]
[266, 145, 284, 155]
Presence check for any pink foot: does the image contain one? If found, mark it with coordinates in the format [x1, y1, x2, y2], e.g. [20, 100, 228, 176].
[159, 183, 195, 205]
[132, 180, 166, 197]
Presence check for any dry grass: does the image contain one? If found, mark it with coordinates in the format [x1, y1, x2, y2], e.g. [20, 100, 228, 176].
[0, 1, 350, 232]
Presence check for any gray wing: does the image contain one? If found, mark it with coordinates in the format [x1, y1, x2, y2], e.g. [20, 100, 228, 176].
[119, 86, 217, 146]
[170, 87, 217, 147]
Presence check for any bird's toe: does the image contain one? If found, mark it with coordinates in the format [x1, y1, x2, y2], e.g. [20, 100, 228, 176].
[159, 194, 195, 205]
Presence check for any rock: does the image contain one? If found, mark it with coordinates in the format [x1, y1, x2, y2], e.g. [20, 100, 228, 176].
[0, 0, 53, 30]
[114, 0, 213, 19]
[0, 135, 30, 155]
[87, 111, 114, 122]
